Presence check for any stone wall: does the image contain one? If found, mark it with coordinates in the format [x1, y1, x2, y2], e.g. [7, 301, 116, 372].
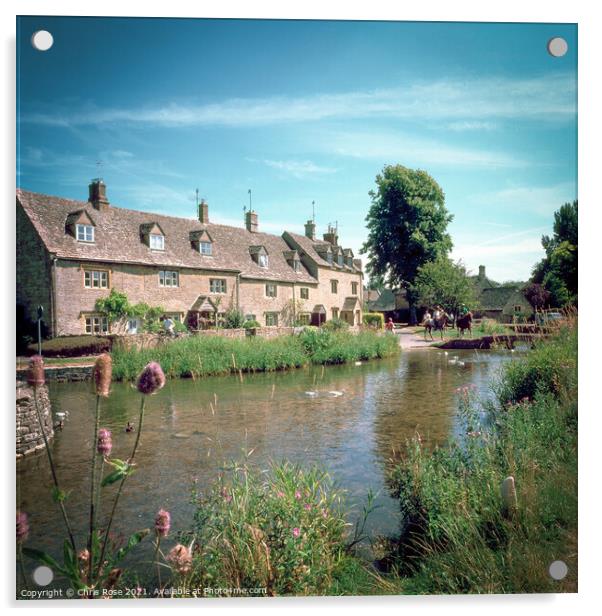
[16, 381, 54, 458]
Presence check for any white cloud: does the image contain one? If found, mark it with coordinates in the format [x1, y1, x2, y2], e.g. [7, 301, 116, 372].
[445, 120, 497, 132]
[261, 159, 338, 178]
[324, 130, 523, 168]
[22, 72, 576, 128]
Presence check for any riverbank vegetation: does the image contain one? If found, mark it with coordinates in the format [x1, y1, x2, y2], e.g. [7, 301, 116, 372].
[385, 318, 577, 593]
[110, 328, 400, 381]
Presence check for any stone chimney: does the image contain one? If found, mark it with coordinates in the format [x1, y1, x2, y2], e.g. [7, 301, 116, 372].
[198, 199, 209, 224]
[304, 219, 316, 241]
[245, 210, 258, 233]
[478, 265, 486, 280]
[323, 224, 338, 246]
[88, 179, 110, 211]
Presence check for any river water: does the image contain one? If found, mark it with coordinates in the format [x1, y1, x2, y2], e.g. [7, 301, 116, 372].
[16, 347, 516, 576]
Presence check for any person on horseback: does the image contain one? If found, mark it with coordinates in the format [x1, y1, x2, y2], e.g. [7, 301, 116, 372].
[422, 309, 432, 326]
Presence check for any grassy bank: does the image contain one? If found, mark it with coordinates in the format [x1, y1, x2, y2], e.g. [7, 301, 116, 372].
[111, 329, 400, 381]
[386, 319, 577, 593]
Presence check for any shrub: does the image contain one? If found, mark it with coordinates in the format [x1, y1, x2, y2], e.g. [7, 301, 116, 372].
[362, 313, 384, 329]
[243, 319, 261, 329]
[322, 318, 350, 332]
[182, 461, 348, 595]
[25, 335, 112, 358]
[223, 308, 246, 329]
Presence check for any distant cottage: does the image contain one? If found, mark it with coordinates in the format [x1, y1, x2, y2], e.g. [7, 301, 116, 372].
[17, 180, 363, 336]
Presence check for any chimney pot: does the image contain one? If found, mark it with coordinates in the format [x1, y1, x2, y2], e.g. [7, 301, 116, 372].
[323, 224, 338, 246]
[245, 210, 258, 233]
[88, 179, 110, 211]
[304, 219, 316, 241]
[478, 265, 486, 279]
[199, 199, 209, 224]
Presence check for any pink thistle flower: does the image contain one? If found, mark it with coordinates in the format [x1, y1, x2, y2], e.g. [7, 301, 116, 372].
[16, 511, 29, 543]
[137, 362, 166, 395]
[93, 353, 112, 397]
[97, 428, 113, 456]
[166, 544, 192, 575]
[321, 509, 328, 519]
[295, 490, 302, 500]
[221, 487, 232, 503]
[292, 527, 301, 538]
[277, 491, 285, 498]
[154, 509, 171, 537]
[304, 503, 311, 511]
[26, 355, 45, 388]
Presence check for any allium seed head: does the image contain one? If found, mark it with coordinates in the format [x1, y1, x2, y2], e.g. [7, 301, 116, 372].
[93, 353, 112, 397]
[166, 544, 192, 575]
[154, 509, 171, 537]
[26, 355, 45, 388]
[137, 362, 166, 395]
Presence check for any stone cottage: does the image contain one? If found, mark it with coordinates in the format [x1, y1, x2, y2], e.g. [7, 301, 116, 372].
[16, 180, 363, 336]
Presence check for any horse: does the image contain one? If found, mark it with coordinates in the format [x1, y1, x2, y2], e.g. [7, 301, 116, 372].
[424, 313, 448, 340]
[456, 312, 473, 337]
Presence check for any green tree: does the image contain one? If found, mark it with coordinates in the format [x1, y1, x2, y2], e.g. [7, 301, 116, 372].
[410, 257, 476, 317]
[532, 200, 577, 306]
[361, 165, 453, 324]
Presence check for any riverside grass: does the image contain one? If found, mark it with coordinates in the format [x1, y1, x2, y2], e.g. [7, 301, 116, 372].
[387, 318, 578, 594]
[110, 329, 400, 381]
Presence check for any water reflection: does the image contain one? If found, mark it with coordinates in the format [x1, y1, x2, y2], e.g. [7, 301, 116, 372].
[16, 349, 514, 570]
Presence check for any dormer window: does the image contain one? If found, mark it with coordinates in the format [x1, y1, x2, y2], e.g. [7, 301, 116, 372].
[284, 249, 301, 272]
[190, 229, 213, 255]
[76, 224, 94, 242]
[327, 253, 333, 265]
[250, 245, 269, 268]
[150, 234, 164, 250]
[200, 241, 212, 255]
[337, 254, 344, 267]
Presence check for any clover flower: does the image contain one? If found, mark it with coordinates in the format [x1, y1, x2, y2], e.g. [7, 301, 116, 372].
[137, 362, 166, 395]
[154, 509, 171, 537]
[166, 544, 192, 575]
[292, 527, 301, 538]
[97, 428, 113, 456]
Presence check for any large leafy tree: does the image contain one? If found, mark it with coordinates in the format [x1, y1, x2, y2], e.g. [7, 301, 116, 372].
[532, 200, 577, 306]
[410, 257, 476, 316]
[361, 165, 453, 323]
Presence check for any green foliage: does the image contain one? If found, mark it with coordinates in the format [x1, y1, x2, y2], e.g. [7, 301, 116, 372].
[361, 165, 453, 308]
[223, 308, 246, 329]
[26, 335, 112, 358]
[243, 319, 261, 329]
[410, 256, 476, 313]
[388, 321, 577, 593]
[111, 329, 399, 380]
[322, 318, 350, 332]
[474, 318, 509, 336]
[532, 201, 577, 307]
[183, 461, 348, 595]
[362, 312, 385, 329]
[95, 289, 131, 323]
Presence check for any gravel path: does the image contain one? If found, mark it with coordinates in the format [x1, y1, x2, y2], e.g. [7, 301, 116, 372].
[396, 328, 438, 350]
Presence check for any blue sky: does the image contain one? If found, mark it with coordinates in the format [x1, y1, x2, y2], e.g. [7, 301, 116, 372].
[17, 17, 577, 282]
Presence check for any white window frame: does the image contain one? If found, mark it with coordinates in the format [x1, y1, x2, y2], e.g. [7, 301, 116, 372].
[159, 270, 179, 287]
[265, 312, 279, 326]
[76, 224, 94, 242]
[298, 313, 311, 326]
[210, 279, 227, 294]
[265, 283, 277, 298]
[84, 270, 109, 289]
[258, 254, 269, 268]
[200, 241, 213, 255]
[85, 315, 109, 334]
[150, 234, 165, 250]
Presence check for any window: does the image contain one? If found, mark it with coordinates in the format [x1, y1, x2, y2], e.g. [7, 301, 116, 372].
[351, 282, 358, 295]
[159, 271, 179, 287]
[337, 254, 344, 266]
[326, 253, 333, 265]
[265, 283, 278, 298]
[84, 270, 109, 289]
[200, 241, 213, 255]
[331, 280, 338, 294]
[300, 287, 309, 300]
[298, 313, 311, 326]
[76, 224, 94, 242]
[292, 260, 301, 272]
[514, 305, 523, 313]
[210, 279, 227, 294]
[258, 254, 269, 268]
[265, 312, 279, 326]
[150, 234, 164, 250]
[85, 315, 108, 334]
[331, 308, 339, 320]
[245, 314, 256, 321]
[127, 318, 141, 334]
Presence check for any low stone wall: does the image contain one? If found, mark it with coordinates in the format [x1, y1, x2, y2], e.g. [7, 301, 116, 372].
[16, 381, 54, 458]
[16, 365, 94, 382]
